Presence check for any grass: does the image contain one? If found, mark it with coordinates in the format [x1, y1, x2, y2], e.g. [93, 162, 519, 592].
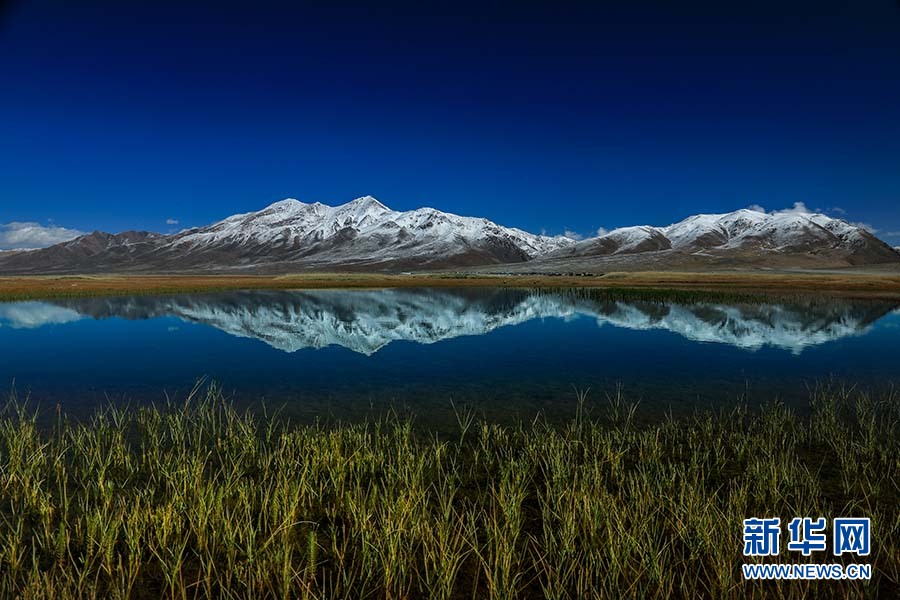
[2, 270, 900, 302]
[0, 385, 898, 598]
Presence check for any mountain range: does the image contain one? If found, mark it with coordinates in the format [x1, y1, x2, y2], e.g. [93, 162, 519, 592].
[0, 197, 897, 273]
[536, 208, 900, 269]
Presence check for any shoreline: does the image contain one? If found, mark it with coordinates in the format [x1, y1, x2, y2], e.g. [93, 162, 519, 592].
[2, 270, 900, 301]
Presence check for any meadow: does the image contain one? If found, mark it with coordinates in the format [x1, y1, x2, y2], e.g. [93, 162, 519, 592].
[2, 270, 900, 302]
[0, 384, 897, 599]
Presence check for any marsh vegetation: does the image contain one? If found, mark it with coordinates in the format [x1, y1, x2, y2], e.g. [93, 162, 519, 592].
[0, 384, 897, 598]
[2, 270, 900, 302]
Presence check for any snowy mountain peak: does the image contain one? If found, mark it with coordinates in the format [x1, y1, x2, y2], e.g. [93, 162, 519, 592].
[266, 198, 303, 209]
[659, 209, 866, 251]
[547, 207, 898, 266]
[343, 195, 388, 209]
[330, 196, 396, 226]
[155, 195, 575, 269]
[256, 198, 323, 217]
[2, 201, 895, 274]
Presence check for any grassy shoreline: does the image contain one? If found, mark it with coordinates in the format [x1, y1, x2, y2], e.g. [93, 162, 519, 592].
[1, 386, 897, 598]
[2, 270, 900, 301]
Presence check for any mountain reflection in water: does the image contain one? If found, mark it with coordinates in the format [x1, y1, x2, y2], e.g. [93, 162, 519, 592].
[4, 288, 894, 355]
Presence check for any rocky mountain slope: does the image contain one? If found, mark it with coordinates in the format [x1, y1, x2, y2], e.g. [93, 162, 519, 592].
[547, 209, 899, 266]
[0, 200, 896, 274]
[0, 197, 572, 273]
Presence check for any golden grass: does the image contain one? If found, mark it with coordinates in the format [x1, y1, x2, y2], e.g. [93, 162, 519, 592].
[2, 270, 900, 301]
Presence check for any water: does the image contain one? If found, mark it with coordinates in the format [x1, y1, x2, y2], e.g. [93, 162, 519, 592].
[1, 288, 898, 426]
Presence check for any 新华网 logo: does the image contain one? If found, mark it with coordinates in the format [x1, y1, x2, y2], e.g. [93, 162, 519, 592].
[741, 517, 872, 581]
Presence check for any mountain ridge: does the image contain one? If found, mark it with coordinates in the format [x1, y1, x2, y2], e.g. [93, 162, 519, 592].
[0, 198, 897, 274]
[548, 208, 897, 265]
[0, 197, 574, 273]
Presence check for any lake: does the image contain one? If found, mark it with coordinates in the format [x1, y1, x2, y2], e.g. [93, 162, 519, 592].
[1, 287, 898, 426]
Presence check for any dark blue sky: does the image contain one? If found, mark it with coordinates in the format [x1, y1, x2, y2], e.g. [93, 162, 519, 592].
[1, 0, 899, 244]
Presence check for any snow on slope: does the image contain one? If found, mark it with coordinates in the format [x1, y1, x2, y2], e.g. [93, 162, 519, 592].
[555, 208, 893, 261]
[172, 196, 573, 262]
[663, 209, 868, 250]
[2, 199, 895, 274]
[175, 197, 390, 247]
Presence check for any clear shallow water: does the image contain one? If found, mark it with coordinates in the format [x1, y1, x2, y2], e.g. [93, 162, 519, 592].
[1, 288, 898, 426]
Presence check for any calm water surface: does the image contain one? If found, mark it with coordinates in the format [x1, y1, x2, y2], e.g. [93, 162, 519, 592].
[1, 288, 898, 425]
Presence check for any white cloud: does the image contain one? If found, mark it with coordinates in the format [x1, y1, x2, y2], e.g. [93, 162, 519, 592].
[749, 202, 847, 218]
[744, 203, 881, 234]
[772, 201, 812, 215]
[0, 221, 84, 250]
[849, 221, 877, 234]
[563, 229, 584, 241]
[596, 227, 609, 236]
[883, 231, 900, 239]
[166, 218, 179, 225]
[0, 303, 83, 329]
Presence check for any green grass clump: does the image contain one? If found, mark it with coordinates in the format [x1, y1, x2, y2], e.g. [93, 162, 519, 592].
[0, 385, 897, 599]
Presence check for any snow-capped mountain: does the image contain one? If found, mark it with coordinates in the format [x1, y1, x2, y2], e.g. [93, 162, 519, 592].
[0, 197, 573, 273]
[0, 200, 896, 274]
[168, 196, 572, 268]
[547, 208, 899, 266]
[35, 289, 898, 354]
